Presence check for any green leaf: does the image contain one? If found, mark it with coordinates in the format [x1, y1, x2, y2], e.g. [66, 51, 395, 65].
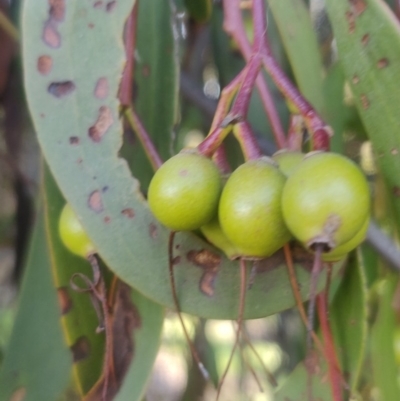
[275, 355, 333, 401]
[330, 248, 368, 392]
[325, 0, 400, 231]
[184, 0, 212, 23]
[114, 290, 164, 401]
[0, 211, 71, 401]
[370, 273, 400, 400]
[126, 0, 180, 190]
[43, 162, 106, 395]
[23, 0, 342, 320]
[268, 0, 325, 114]
[45, 162, 164, 399]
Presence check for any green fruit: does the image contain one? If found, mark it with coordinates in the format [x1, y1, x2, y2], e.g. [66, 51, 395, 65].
[148, 151, 222, 231]
[59, 204, 96, 258]
[282, 152, 370, 250]
[200, 217, 240, 260]
[272, 150, 304, 177]
[219, 157, 291, 258]
[322, 218, 369, 262]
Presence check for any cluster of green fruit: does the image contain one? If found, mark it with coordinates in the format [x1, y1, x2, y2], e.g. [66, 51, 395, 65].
[148, 149, 371, 262]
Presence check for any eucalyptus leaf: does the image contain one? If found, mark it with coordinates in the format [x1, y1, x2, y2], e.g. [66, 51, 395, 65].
[23, 0, 342, 320]
[0, 212, 71, 401]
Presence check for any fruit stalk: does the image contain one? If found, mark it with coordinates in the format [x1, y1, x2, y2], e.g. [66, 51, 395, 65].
[317, 291, 344, 401]
[124, 107, 163, 170]
[222, 0, 286, 149]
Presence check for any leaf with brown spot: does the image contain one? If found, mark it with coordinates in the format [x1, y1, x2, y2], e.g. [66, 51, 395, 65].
[42, 21, 61, 48]
[42, 164, 107, 395]
[88, 106, 114, 142]
[48, 81, 75, 98]
[88, 189, 104, 213]
[94, 77, 109, 99]
[37, 55, 53, 75]
[326, 0, 400, 232]
[85, 281, 164, 401]
[23, 0, 344, 323]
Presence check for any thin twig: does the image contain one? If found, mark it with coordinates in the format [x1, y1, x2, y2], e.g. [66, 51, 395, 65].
[317, 292, 344, 401]
[180, 72, 277, 155]
[366, 220, 400, 273]
[124, 107, 163, 170]
[239, 342, 264, 393]
[222, 0, 286, 149]
[0, 8, 19, 42]
[119, 3, 137, 106]
[307, 245, 323, 349]
[216, 258, 247, 400]
[283, 244, 324, 353]
[168, 232, 211, 383]
[241, 328, 278, 387]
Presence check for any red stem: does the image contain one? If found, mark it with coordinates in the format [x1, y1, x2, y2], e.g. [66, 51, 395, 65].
[317, 292, 344, 401]
[233, 121, 262, 160]
[223, 0, 286, 149]
[124, 108, 163, 170]
[197, 126, 231, 158]
[230, 55, 262, 120]
[119, 3, 137, 106]
[260, 51, 331, 151]
[212, 144, 232, 175]
[251, 0, 267, 52]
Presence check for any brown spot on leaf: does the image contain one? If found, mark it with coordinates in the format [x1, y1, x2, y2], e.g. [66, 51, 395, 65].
[361, 33, 369, 46]
[349, 0, 366, 16]
[37, 55, 53, 75]
[393, 186, 400, 197]
[106, 1, 117, 12]
[40, 113, 45, 118]
[179, 169, 188, 177]
[199, 271, 217, 297]
[84, 282, 140, 401]
[94, 77, 109, 99]
[172, 256, 181, 265]
[9, 388, 26, 401]
[88, 106, 113, 142]
[88, 190, 104, 213]
[42, 21, 61, 48]
[149, 223, 158, 239]
[345, 11, 355, 34]
[360, 94, 370, 109]
[88, 23, 95, 29]
[48, 81, 76, 98]
[391, 148, 399, 155]
[352, 75, 360, 85]
[57, 287, 72, 315]
[187, 249, 221, 297]
[69, 136, 80, 145]
[104, 216, 111, 223]
[49, 0, 66, 22]
[70, 336, 91, 362]
[121, 208, 135, 218]
[377, 58, 389, 69]
[187, 249, 221, 269]
[93, 1, 103, 8]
